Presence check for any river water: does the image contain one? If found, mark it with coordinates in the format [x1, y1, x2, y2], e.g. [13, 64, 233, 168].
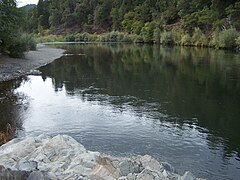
[0, 44, 240, 179]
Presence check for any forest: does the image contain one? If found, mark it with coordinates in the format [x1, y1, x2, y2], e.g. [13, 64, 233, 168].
[26, 0, 240, 48]
[1, 0, 240, 57]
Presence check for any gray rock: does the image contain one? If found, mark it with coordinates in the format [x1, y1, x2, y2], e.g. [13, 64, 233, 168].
[0, 135, 203, 180]
[181, 171, 196, 180]
[126, 173, 136, 180]
[17, 161, 38, 171]
[118, 159, 142, 177]
[27, 171, 51, 180]
[0, 165, 30, 180]
[136, 169, 162, 180]
[119, 160, 135, 176]
[161, 162, 175, 173]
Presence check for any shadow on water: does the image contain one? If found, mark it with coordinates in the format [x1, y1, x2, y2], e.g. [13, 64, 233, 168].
[0, 77, 28, 144]
[41, 44, 240, 159]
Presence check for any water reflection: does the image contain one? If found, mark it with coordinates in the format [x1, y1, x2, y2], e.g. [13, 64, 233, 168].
[0, 78, 28, 143]
[41, 44, 240, 157]
[1, 44, 240, 179]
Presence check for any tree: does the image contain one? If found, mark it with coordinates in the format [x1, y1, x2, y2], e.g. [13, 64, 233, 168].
[0, 0, 35, 57]
[0, 0, 20, 51]
[140, 22, 155, 43]
[94, 0, 112, 28]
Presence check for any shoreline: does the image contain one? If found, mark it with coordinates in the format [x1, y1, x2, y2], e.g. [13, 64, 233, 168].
[0, 134, 200, 180]
[0, 45, 65, 83]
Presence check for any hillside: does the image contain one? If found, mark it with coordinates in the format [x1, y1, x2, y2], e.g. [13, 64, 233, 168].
[20, 4, 36, 12]
[25, 0, 240, 34]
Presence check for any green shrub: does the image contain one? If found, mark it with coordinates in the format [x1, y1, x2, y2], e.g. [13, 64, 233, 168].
[153, 27, 161, 43]
[172, 30, 182, 45]
[218, 28, 239, 48]
[236, 36, 240, 51]
[117, 32, 125, 42]
[65, 34, 75, 42]
[181, 33, 192, 46]
[140, 22, 154, 43]
[122, 34, 134, 42]
[209, 29, 220, 48]
[109, 31, 118, 42]
[134, 35, 144, 43]
[82, 32, 90, 42]
[34, 35, 65, 43]
[192, 28, 209, 47]
[236, 36, 240, 46]
[8, 33, 36, 58]
[161, 31, 174, 45]
[75, 33, 83, 42]
[20, 33, 36, 51]
[88, 34, 98, 42]
[8, 39, 27, 58]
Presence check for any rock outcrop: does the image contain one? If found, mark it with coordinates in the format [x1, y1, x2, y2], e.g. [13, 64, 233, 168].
[0, 135, 201, 180]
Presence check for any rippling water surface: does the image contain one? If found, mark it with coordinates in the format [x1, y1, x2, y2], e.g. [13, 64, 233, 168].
[1, 44, 240, 179]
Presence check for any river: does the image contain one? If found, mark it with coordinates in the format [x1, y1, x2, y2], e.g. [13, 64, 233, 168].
[0, 43, 240, 179]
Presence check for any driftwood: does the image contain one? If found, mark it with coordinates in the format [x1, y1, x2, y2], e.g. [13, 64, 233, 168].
[0, 123, 13, 145]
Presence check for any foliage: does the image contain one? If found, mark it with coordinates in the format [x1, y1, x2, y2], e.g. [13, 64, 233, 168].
[236, 36, 240, 46]
[161, 31, 174, 45]
[209, 28, 220, 48]
[153, 27, 161, 44]
[34, 35, 65, 43]
[181, 34, 192, 46]
[20, 33, 36, 51]
[8, 33, 36, 58]
[23, 0, 240, 36]
[0, 0, 36, 57]
[65, 34, 75, 42]
[218, 28, 239, 48]
[192, 28, 209, 47]
[140, 22, 154, 43]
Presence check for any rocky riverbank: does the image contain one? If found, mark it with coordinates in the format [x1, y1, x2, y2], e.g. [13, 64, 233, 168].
[0, 135, 202, 180]
[0, 45, 64, 82]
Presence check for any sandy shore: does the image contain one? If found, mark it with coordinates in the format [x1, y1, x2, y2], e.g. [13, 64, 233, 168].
[0, 45, 65, 82]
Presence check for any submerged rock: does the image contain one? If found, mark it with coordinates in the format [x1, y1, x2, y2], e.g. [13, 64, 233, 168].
[0, 135, 202, 180]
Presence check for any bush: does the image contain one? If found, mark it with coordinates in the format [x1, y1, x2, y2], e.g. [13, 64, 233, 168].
[8, 33, 36, 58]
[109, 31, 118, 42]
[20, 33, 36, 51]
[181, 33, 192, 46]
[134, 35, 144, 43]
[209, 29, 220, 48]
[35, 35, 65, 43]
[88, 34, 98, 42]
[65, 34, 75, 42]
[117, 32, 125, 42]
[140, 22, 154, 43]
[161, 31, 174, 45]
[236, 36, 240, 46]
[122, 34, 134, 42]
[192, 28, 209, 47]
[74, 33, 83, 42]
[153, 27, 161, 44]
[236, 36, 240, 51]
[172, 29, 182, 45]
[218, 28, 239, 49]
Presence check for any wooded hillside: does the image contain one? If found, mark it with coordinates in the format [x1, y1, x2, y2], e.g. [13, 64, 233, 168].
[25, 0, 240, 34]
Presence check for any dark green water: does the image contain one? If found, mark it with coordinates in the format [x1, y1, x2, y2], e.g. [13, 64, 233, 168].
[0, 44, 240, 179]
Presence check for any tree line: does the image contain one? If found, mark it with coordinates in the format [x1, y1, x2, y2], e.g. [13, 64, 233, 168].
[0, 0, 36, 57]
[26, 0, 240, 33]
[24, 0, 240, 49]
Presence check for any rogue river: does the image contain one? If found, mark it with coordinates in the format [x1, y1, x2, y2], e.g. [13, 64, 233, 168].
[0, 43, 240, 179]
